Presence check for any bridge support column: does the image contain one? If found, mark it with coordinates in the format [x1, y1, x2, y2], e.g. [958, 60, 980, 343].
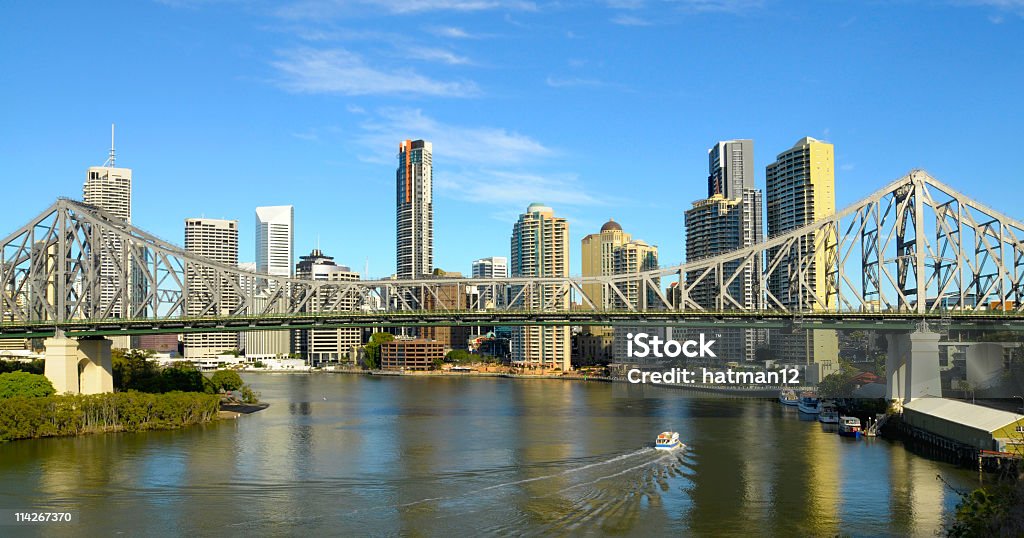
[965, 343, 1004, 392]
[42, 333, 114, 395]
[885, 328, 941, 403]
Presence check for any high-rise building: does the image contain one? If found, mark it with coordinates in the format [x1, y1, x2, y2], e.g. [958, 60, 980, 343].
[396, 139, 433, 280]
[472, 257, 508, 279]
[183, 218, 240, 358]
[255, 205, 294, 280]
[83, 127, 136, 348]
[581, 219, 630, 315]
[293, 248, 361, 366]
[250, 206, 293, 357]
[765, 136, 839, 380]
[684, 139, 764, 361]
[610, 238, 660, 361]
[707, 139, 755, 199]
[510, 203, 570, 371]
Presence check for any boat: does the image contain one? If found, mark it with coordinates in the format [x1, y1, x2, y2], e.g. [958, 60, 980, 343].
[797, 392, 821, 415]
[838, 416, 862, 437]
[655, 431, 683, 450]
[779, 389, 799, 406]
[818, 403, 839, 424]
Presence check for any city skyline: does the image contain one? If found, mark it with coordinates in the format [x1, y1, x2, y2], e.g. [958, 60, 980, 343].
[3, 3, 1021, 279]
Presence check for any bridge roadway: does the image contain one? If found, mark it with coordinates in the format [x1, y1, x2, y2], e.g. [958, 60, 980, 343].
[2, 309, 1024, 339]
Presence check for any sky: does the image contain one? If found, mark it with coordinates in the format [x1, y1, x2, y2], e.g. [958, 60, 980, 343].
[2, 0, 1022, 278]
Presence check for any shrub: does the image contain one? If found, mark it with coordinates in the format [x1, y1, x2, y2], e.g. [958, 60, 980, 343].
[0, 372, 56, 399]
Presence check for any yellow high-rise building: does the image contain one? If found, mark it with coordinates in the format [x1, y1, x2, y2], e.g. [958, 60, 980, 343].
[765, 137, 839, 381]
[581, 219, 630, 338]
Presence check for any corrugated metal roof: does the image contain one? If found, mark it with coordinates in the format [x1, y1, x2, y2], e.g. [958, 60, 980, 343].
[904, 398, 1023, 433]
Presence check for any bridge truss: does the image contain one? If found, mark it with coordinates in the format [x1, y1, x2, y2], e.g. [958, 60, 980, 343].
[1, 170, 1023, 336]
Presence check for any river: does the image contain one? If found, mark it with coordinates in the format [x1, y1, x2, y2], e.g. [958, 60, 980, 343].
[0, 373, 986, 536]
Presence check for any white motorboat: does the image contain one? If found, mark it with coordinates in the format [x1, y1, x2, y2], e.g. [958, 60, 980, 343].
[655, 431, 683, 450]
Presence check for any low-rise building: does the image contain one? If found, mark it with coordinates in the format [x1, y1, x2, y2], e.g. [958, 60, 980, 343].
[381, 338, 444, 371]
[903, 397, 1024, 455]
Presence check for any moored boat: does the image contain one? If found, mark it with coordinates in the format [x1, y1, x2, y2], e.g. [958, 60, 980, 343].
[797, 392, 821, 415]
[779, 389, 799, 406]
[838, 416, 862, 437]
[655, 431, 683, 450]
[818, 403, 839, 424]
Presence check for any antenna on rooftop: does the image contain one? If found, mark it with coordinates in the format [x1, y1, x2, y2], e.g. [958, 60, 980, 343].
[103, 123, 116, 167]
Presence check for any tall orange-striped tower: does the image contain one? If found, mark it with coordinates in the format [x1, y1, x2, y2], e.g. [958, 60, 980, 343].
[396, 139, 433, 279]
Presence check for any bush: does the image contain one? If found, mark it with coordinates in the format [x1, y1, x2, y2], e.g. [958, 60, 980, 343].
[0, 372, 56, 399]
[210, 370, 244, 392]
[159, 362, 205, 393]
[0, 391, 220, 442]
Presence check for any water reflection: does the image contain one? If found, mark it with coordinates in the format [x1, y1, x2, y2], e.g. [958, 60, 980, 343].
[0, 374, 988, 536]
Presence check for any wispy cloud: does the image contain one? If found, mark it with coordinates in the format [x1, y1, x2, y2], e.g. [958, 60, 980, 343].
[277, 0, 537, 18]
[428, 26, 483, 38]
[610, 14, 653, 25]
[606, 0, 645, 8]
[405, 47, 472, 65]
[357, 108, 551, 165]
[271, 48, 479, 97]
[545, 76, 606, 88]
[439, 170, 605, 208]
[667, 0, 765, 13]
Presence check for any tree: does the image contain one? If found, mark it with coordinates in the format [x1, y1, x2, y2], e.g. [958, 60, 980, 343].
[816, 363, 859, 398]
[210, 370, 244, 392]
[0, 359, 45, 375]
[0, 372, 55, 398]
[112, 349, 161, 392]
[445, 349, 474, 364]
[160, 362, 205, 393]
[363, 332, 395, 370]
[431, 356, 444, 370]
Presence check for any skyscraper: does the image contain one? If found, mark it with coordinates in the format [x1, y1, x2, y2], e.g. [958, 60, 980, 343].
[84, 126, 136, 349]
[510, 203, 570, 371]
[293, 248, 361, 366]
[255, 205, 294, 280]
[765, 136, 839, 381]
[684, 139, 764, 361]
[249, 206, 293, 357]
[183, 218, 240, 358]
[396, 139, 433, 280]
[580, 219, 659, 362]
[707, 139, 755, 199]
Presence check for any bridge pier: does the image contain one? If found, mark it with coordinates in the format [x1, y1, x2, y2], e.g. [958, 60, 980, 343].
[43, 332, 114, 395]
[885, 327, 942, 403]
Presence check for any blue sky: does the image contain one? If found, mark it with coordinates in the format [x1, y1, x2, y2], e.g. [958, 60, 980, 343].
[2, 0, 1022, 277]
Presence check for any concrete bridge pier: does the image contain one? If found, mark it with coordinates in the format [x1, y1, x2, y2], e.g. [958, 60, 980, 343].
[43, 332, 114, 395]
[885, 327, 942, 403]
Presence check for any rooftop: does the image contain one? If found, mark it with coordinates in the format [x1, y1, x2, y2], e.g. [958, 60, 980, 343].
[904, 397, 1023, 433]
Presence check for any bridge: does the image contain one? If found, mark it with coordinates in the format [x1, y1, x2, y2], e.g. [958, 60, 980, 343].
[2, 170, 1023, 396]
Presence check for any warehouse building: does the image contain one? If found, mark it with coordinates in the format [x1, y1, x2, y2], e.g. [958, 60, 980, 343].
[903, 398, 1024, 455]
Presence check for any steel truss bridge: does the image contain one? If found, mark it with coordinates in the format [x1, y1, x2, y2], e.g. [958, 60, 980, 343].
[3, 170, 1024, 340]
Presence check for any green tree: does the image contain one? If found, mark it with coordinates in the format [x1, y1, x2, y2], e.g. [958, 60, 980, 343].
[112, 349, 161, 392]
[0, 359, 45, 375]
[160, 362, 205, 393]
[210, 370, 244, 392]
[445, 349, 474, 364]
[431, 356, 444, 370]
[363, 332, 395, 370]
[816, 363, 858, 398]
[0, 371, 56, 398]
